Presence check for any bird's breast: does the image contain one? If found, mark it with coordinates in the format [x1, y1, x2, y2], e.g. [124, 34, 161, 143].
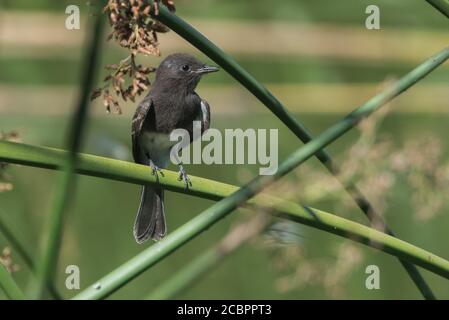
[140, 131, 176, 167]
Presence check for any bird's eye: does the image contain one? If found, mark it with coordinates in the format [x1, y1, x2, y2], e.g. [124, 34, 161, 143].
[181, 64, 190, 71]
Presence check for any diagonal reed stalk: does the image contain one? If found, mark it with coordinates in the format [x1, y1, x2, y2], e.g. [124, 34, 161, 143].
[149, 2, 440, 299]
[0, 263, 25, 300]
[30, 6, 105, 298]
[146, 213, 272, 300]
[72, 44, 449, 299]
[426, 0, 449, 18]
[1, 140, 449, 300]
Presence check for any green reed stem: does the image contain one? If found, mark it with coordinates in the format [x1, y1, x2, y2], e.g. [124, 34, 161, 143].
[0, 263, 25, 300]
[30, 7, 104, 298]
[147, 214, 271, 300]
[426, 0, 449, 18]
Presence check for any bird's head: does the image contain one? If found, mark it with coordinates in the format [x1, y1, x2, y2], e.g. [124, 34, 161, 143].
[154, 53, 219, 91]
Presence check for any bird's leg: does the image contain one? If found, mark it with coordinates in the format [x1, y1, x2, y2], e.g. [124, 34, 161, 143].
[149, 159, 164, 178]
[172, 151, 191, 189]
[177, 163, 192, 189]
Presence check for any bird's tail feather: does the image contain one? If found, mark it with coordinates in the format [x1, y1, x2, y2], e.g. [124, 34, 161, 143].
[133, 186, 166, 243]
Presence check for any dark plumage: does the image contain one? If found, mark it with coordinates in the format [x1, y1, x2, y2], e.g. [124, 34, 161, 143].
[131, 53, 218, 243]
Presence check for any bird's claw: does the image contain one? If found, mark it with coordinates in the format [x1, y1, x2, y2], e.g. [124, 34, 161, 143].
[149, 160, 164, 177]
[178, 165, 192, 189]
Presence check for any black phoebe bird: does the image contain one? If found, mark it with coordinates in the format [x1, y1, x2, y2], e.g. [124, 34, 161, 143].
[131, 53, 218, 243]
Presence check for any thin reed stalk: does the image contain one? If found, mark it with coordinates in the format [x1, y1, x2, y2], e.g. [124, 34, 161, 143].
[30, 5, 105, 298]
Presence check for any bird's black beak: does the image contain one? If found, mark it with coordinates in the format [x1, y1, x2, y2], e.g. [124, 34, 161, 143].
[195, 65, 219, 74]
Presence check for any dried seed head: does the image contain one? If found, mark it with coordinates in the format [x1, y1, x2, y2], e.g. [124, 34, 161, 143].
[0, 247, 20, 273]
[0, 131, 20, 192]
[92, 0, 176, 113]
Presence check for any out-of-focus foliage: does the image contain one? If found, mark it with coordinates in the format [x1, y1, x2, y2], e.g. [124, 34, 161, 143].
[1, 0, 448, 299]
[262, 101, 449, 297]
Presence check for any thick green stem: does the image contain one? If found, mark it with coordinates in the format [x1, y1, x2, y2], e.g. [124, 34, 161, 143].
[1, 141, 448, 299]
[426, 0, 449, 18]
[151, 3, 441, 299]
[30, 7, 104, 298]
[0, 264, 25, 300]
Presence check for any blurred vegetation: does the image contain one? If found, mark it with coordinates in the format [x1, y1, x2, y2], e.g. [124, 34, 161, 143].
[2, 0, 449, 29]
[0, 0, 448, 299]
[3, 55, 449, 86]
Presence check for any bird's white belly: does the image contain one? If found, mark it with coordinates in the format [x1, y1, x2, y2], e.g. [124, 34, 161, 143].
[140, 132, 176, 168]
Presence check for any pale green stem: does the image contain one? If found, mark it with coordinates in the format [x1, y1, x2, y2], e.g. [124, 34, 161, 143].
[30, 6, 104, 298]
[0, 264, 25, 300]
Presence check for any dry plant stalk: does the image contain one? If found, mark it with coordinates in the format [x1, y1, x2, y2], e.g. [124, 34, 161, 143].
[261, 209, 366, 298]
[217, 212, 271, 255]
[91, 0, 176, 113]
[265, 241, 362, 299]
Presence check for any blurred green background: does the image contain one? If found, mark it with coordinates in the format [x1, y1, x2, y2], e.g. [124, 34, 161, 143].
[0, 0, 448, 299]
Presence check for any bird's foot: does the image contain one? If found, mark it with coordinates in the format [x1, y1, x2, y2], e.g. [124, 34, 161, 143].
[178, 164, 192, 189]
[149, 160, 164, 178]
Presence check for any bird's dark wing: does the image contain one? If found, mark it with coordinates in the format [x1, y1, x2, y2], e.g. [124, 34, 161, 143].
[131, 96, 153, 164]
[200, 99, 211, 133]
